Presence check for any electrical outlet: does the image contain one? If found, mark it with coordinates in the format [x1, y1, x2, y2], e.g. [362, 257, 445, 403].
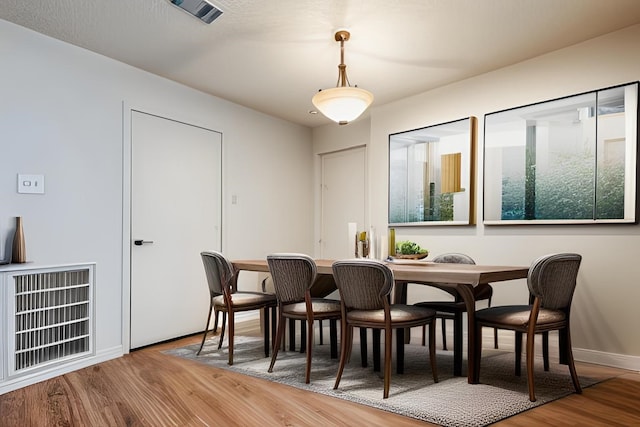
[18, 174, 45, 194]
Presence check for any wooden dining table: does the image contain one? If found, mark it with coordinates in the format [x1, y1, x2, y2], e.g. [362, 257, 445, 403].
[231, 258, 529, 384]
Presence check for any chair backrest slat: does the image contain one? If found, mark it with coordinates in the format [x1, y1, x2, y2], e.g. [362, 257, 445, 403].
[267, 254, 317, 303]
[332, 259, 394, 310]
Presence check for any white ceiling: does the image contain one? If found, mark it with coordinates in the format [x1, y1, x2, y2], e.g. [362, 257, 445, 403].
[2, 0, 640, 128]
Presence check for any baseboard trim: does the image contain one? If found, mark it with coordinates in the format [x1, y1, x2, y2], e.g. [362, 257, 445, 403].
[431, 328, 640, 372]
[573, 348, 640, 372]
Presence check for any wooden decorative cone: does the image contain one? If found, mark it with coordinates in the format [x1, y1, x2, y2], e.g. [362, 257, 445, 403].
[11, 216, 26, 263]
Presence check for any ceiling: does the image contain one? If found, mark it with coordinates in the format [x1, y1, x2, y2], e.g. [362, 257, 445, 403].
[2, 0, 640, 128]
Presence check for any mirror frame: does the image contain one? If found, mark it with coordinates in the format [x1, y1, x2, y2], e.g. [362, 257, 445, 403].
[483, 82, 639, 225]
[388, 116, 477, 226]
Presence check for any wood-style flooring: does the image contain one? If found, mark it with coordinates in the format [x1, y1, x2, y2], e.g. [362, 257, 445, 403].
[1, 322, 639, 426]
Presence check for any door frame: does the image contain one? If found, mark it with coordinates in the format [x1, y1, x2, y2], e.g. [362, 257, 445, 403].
[121, 102, 223, 353]
[316, 145, 368, 259]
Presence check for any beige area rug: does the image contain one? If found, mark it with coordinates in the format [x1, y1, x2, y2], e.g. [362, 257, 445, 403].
[164, 334, 596, 427]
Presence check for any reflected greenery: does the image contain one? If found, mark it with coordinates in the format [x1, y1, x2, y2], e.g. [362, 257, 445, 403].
[485, 82, 637, 223]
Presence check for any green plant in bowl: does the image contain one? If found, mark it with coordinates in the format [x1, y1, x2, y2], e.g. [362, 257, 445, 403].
[394, 241, 429, 259]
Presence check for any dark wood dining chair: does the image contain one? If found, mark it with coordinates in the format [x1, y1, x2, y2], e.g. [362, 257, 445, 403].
[473, 253, 582, 402]
[262, 274, 336, 354]
[198, 251, 277, 365]
[267, 253, 341, 384]
[332, 259, 438, 398]
[414, 253, 497, 375]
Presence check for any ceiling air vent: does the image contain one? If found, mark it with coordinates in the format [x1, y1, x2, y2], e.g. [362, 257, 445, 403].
[170, 0, 223, 24]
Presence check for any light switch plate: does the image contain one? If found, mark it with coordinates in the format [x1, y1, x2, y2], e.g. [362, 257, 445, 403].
[18, 174, 45, 194]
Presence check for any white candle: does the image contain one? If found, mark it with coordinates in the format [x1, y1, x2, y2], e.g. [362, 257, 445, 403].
[369, 226, 376, 259]
[379, 237, 388, 260]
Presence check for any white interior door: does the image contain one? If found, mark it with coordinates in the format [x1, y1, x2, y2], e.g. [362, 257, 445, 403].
[320, 146, 366, 259]
[130, 111, 222, 349]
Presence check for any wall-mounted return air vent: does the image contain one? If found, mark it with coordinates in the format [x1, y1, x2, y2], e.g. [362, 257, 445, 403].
[8, 265, 94, 376]
[170, 0, 223, 24]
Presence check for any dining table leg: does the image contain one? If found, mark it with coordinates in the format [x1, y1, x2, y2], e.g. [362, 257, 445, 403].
[452, 311, 463, 377]
[455, 283, 479, 384]
[393, 279, 481, 383]
[396, 327, 404, 374]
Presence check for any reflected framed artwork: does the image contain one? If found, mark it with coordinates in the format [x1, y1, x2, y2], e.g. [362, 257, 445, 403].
[389, 116, 477, 226]
[483, 82, 639, 224]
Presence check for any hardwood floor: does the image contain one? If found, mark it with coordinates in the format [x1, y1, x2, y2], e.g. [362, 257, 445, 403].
[1, 322, 639, 426]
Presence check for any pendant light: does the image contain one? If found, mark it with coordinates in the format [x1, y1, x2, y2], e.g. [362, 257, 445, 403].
[312, 30, 374, 125]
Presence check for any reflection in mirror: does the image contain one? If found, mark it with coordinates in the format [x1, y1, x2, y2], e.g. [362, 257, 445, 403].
[389, 117, 476, 226]
[484, 82, 638, 224]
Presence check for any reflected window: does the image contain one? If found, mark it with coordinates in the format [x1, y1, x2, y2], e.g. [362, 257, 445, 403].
[389, 117, 476, 225]
[484, 82, 638, 224]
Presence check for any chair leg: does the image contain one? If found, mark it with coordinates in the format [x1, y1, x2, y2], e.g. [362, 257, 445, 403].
[564, 327, 582, 395]
[360, 328, 368, 367]
[268, 309, 286, 373]
[542, 331, 550, 371]
[428, 320, 438, 383]
[300, 320, 307, 353]
[305, 318, 314, 384]
[271, 307, 277, 349]
[383, 327, 392, 399]
[515, 331, 523, 376]
[345, 323, 354, 363]
[263, 307, 271, 358]
[289, 319, 296, 350]
[396, 328, 404, 375]
[421, 324, 426, 346]
[329, 319, 338, 359]
[334, 323, 352, 390]
[525, 329, 536, 402]
[453, 313, 463, 376]
[319, 319, 324, 345]
[488, 294, 498, 349]
[442, 317, 448, 351]
[372, 329, 381, 372]
[212, 308, 220, 333]
[228, 313, 235, 365]
[197, 300, 214, 355]
[558, 327, 569, 365]
[301, 320, 308, 353]
[218, 311, 227, 350]
[473, 321, 484, 384]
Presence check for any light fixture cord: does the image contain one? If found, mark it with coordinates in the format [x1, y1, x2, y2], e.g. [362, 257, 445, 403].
[336, 34, 350, 88]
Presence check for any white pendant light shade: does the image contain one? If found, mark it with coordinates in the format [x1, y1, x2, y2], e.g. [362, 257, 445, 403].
[312, 87, 374, 125]
[312, 30, 374, 125]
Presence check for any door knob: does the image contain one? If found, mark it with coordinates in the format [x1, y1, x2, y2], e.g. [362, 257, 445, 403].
[134, 240, 154, 246]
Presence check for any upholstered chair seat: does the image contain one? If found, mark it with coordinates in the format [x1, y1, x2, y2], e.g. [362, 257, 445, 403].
[212, 292, 278, 312]
[476, 305, 566, 327]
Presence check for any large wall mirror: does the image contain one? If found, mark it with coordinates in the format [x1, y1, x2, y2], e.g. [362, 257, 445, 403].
[484, 82, 639, 224]
[389, 117, 477, 226]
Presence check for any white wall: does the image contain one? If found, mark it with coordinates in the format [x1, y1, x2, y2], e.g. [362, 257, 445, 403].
[0, 19, 313, 364]
[314, 24, 640, 370]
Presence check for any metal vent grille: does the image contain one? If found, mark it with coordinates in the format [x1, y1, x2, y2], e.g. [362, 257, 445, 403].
[170, 0, 223, 24]
[12, 268, 93, 373]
